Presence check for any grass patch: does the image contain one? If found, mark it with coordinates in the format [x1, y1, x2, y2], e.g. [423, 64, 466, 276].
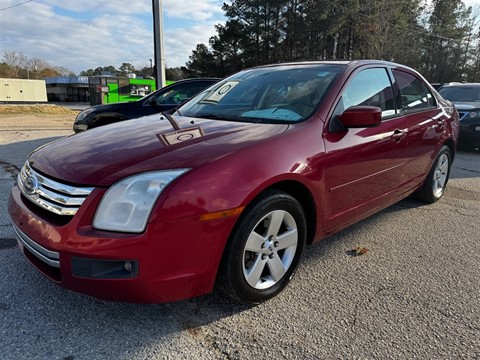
[0, 104, 76, 115]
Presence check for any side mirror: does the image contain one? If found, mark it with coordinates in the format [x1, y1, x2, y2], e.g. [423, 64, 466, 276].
[338, 106, 381, 128]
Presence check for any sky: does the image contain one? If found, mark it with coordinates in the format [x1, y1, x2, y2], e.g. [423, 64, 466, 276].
[0, 0, 479, 75]
[0, 0, 227, 74]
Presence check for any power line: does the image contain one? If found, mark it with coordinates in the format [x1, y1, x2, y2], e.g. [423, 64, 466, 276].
[0, 0, 34, 12]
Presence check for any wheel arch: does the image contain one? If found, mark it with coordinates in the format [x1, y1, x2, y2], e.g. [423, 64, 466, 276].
[443, 137, 456, 162]
[243, 180, 318, 245]
[267, 181, 317, 245]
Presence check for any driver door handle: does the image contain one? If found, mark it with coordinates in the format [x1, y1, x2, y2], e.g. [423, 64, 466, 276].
[391, 129, 407, 142]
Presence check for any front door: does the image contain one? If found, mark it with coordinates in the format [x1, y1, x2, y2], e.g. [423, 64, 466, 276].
[323, 67, 408, 232]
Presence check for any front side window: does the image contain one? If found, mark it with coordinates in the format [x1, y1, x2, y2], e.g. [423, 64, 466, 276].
[177, 64, 345, 123]
[332, 67, 396, 120]
[393, 70, 436, 112]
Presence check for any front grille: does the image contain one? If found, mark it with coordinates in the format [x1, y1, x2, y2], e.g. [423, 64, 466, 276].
[18, 161, 94, 216]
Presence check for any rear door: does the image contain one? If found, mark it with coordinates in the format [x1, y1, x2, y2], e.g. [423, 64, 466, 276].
[391, 69, 445, 183]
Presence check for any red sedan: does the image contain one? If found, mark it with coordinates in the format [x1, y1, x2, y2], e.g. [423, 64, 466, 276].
[8, 60, 459, 304]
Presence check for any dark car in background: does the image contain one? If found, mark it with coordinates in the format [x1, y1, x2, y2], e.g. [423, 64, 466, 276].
[73, 78, 219, 132]
[439, 83, 480, 149]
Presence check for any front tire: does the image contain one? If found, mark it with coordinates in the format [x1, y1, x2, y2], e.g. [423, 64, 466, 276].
[414, 145, 451, 203]
[216, 191, 306, 304]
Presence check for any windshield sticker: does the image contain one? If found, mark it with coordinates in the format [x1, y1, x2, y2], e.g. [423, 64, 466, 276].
[201, 81, 240, 103]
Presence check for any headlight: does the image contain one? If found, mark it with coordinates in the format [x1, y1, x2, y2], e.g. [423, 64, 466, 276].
[75, 108, 95, 122]
[93, 170, 189, 233]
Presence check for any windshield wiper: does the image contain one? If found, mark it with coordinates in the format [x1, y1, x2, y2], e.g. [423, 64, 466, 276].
[161, 112, 180, 130]
[198, 114, 226, 120]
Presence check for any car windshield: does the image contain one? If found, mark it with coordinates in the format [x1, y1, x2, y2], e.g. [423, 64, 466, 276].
[439, 86, 480, 102]
[176, 64, 345, 123]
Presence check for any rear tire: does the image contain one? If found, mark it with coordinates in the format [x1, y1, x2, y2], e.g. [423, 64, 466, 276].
[414, 145, 451, 203]
[216, 190, 306, 304]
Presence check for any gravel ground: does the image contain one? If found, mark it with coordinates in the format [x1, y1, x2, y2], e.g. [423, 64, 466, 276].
[0, 114, 479, 359]
[0, 113, 76, 131]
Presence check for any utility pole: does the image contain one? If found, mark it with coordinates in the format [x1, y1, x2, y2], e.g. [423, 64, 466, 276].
[152, 0, 166, 89]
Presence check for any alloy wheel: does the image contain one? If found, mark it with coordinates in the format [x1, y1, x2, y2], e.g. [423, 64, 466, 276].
[242, 210, 298, 289]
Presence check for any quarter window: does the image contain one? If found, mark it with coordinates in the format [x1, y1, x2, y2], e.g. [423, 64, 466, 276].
[393, 70, 436, 112]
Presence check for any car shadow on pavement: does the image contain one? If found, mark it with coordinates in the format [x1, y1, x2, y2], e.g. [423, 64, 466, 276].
[1, 255, 251, 358]
[300, 197, 425, 264]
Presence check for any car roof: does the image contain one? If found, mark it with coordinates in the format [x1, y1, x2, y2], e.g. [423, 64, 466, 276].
[441, 83, 480, 87]
[248, 59, 417, 73]
[170, 77, 220, 82]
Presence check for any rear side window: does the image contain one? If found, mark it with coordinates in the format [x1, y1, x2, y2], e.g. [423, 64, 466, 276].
[393, 70, 436, 113]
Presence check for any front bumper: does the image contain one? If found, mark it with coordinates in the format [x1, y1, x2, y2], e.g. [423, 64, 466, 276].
[8, 184, 236, 303]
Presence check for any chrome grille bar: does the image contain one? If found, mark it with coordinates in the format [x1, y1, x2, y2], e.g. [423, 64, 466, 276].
[35, 170, 93, 196]
[13, 224, 60, 268]
[36, 185, 86, 206]
[18, 161, 94, 216]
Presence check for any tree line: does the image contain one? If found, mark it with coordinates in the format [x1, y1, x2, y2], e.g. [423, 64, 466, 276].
[2, 0, 478, 83]
[0, 53, 187, 81]
[79, 63, 189, 81]
[0, 51, 74, 79]
[185, 0, 480, 83]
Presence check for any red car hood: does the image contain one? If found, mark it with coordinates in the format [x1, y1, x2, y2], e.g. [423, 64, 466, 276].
[28, 115, 289, 186]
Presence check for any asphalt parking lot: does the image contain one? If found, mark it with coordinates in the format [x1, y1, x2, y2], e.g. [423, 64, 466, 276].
[1, 124, 479, 360]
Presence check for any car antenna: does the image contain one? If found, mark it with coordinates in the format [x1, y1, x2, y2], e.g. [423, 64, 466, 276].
[161, 112, 180, 131]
